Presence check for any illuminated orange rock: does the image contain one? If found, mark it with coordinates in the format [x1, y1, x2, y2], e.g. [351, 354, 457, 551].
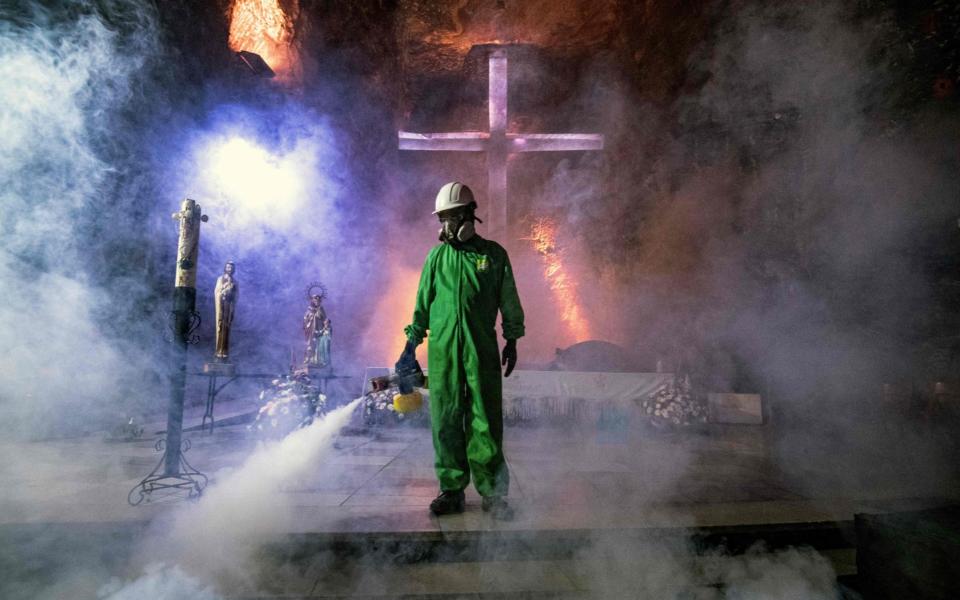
[227, 0, 303, 83]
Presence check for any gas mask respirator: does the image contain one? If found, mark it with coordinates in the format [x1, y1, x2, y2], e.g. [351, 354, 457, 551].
[438, 208, 481, 244]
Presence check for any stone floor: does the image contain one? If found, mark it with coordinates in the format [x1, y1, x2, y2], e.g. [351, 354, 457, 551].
[2, 397, 958, 599]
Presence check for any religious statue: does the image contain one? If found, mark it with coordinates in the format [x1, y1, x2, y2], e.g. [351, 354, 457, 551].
[214, 261, 239, 362]
[318, 318, 332, 367]
[302, 282, 328, 367]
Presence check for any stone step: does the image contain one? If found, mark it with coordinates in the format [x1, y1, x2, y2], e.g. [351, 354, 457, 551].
[267, 520, 855, 565]
[223, 550, 859, 599]
[0, 519, 858, 600]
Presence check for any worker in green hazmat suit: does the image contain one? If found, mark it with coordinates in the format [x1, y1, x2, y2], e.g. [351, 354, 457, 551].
[398, 182, 524, 520]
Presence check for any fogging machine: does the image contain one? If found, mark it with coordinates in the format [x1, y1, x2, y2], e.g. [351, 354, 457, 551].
[369, 359, 427, 414]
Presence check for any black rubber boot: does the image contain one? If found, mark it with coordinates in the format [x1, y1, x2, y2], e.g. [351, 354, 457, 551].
[481, 496, 515, 521]
[429, 490, 465, 516]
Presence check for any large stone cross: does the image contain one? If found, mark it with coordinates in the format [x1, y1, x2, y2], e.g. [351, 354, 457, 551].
[399, 48, 604, 239]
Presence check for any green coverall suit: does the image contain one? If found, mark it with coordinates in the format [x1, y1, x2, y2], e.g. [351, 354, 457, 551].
[404, 235, 525, 497]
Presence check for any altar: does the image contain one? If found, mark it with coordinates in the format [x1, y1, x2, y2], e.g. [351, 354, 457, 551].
[502, 370, 672, 422]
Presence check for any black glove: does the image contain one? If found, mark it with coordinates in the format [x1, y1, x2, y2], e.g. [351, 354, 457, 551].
[501, 339, 517, 378]
[395, 340, 417, 373]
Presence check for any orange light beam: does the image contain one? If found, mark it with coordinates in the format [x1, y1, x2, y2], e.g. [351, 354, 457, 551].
[524, 218, 592, 343]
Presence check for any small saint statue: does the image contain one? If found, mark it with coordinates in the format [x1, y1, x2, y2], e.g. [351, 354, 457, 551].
[214, 261, 238, 362]
[318, 318, 332, 367]
[302, 283, 328, 367]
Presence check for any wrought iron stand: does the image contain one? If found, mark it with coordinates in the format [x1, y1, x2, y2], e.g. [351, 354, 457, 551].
[129, 199, 209, 505]
[127, 437, 208, 505]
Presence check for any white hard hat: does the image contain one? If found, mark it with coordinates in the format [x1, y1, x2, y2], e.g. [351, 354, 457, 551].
[433, 182, 476, 214]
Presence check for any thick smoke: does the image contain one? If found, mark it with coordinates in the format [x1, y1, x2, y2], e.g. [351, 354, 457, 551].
[520, 1, 958, 405]
[0, 0, 387, 437]
[672, 1, 959, 502]
[680, 1, 942, 404]
[0, 1, 165, 437]
[98, 398, 362, 598]
[99, 564, 218, 600]
[508, 0, 960, 505]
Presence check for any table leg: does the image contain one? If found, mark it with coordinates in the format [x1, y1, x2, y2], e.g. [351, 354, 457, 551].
[202, 375, 217, 434]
